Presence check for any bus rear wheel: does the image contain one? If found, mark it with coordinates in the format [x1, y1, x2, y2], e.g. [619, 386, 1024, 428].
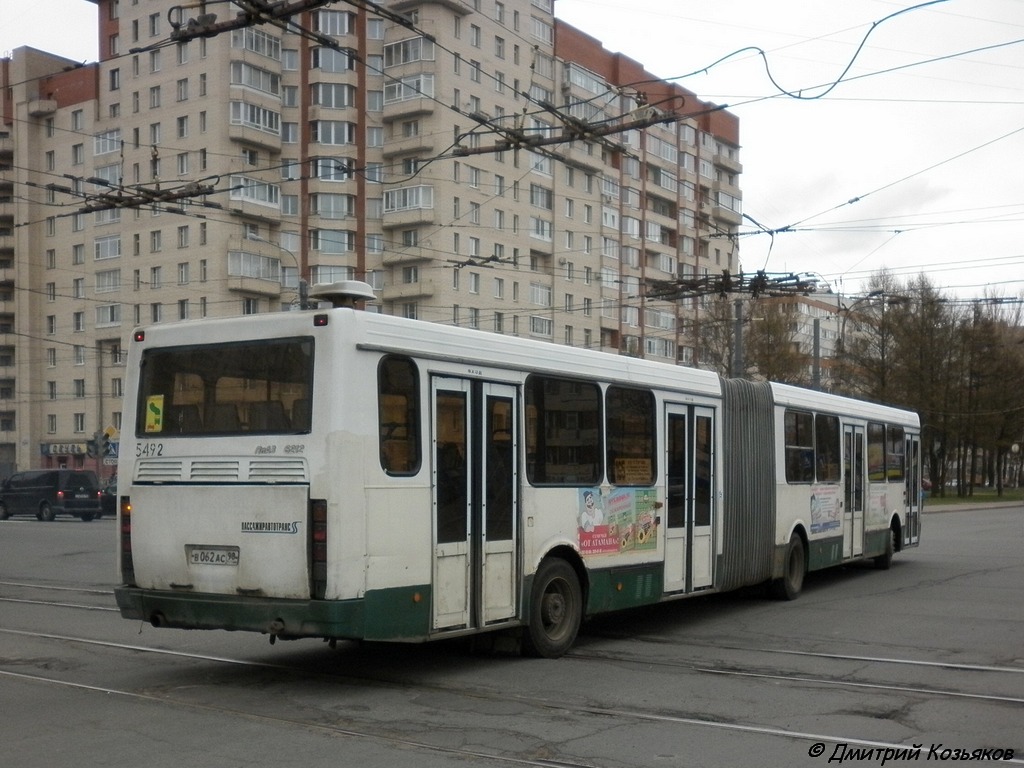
[523, 558, 582, 659]
[874, 527, 895, 570]
[772, 533, 805, 601]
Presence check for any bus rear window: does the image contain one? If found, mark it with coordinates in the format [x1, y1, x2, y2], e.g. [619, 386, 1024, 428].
[137, 337, 314, 436]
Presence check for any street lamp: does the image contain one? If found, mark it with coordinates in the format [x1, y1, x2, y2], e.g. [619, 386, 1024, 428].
[248, 234, 309, 310]
[837, 290, 883, 392]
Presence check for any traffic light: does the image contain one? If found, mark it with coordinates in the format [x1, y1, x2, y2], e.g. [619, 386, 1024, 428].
[86, 430, 114, 458]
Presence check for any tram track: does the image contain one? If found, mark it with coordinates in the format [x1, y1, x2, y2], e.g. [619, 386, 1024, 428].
[0, 579, 119, 612]
[1, 624, 1021, 766]
[0, 664, 593, 768]
[2, 581, 1021, 707]
[3, 576, 1021, 760]
[567, 648, 1024, 705]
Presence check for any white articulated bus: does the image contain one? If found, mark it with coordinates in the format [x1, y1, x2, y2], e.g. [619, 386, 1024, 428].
[114, 294, 921, 657]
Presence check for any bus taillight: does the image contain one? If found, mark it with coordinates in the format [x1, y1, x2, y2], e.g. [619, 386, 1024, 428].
[120, 496, 135, 585]
[310, 499, 327, 599]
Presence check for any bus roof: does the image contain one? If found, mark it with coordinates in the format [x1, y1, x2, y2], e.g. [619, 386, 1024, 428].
[769, 381, 920, 427]
[132, 307, 724, 397]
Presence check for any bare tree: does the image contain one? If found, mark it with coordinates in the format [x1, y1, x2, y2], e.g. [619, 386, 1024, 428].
[745, 298, 809, 385]
[695, 296, 736, 377]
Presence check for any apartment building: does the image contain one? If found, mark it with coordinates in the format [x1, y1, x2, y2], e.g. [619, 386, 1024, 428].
[0, 0, 742, 476]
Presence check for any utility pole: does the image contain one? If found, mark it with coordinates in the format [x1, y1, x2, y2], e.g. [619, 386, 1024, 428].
[732, 299, 744, 378]
[812, 318, 821, 390]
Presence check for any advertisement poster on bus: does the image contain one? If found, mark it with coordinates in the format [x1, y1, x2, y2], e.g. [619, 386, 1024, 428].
[868, 487, 891, 527]
[578, 488, 659, 556]
[809, 484, 841, 534]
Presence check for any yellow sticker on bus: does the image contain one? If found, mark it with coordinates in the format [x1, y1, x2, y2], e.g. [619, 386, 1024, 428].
[145, 395, 164, 433]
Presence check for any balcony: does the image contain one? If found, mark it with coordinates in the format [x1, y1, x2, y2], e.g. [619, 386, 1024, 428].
[28, 100, 57, 117]
[383, 245, 434, 266]
[382, 279, 436, 302]
[382, 96, 435, 123]
[225, 240, 285, 297]
[227, 274, 285, 297]
[381, 133, 438, 159]
[712, 204, 742, 227]
[227, 122, 282, 153]
[714, 150, 743, 175]
[382, 207, 435, 228]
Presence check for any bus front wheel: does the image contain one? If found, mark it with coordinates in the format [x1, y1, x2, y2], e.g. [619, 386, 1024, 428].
[772, 533, 805, 601]
[523, 558, 582, 659]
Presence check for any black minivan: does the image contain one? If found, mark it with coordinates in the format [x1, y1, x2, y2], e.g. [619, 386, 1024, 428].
[0, 470, 103, 521]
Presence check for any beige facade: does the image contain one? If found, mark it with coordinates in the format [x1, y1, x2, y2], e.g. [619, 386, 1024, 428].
[0, 0, 742, 476]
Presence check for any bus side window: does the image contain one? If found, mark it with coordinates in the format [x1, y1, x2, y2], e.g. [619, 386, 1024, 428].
[378, 356, 421, 475]
[814, 413, 840, 482]
[867, 422, 886, 481]
[887, 425, 905, 481]
[784, 410, 814, 483]
[524, 375, 601, 485]
[606, 385, 655, 486]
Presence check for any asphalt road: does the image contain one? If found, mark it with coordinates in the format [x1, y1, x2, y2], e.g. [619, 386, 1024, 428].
[1, 504, 1021, 768]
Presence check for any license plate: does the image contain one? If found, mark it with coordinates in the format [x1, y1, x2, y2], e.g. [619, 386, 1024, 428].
[186, 545, 240, 567]
[75, 493, 90, 499]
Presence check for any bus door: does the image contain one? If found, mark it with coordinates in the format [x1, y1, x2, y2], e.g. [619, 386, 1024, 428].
[843, 424, 866, 558]
[905, 434, 922, 546]
[664, 404, 715, 593]
[431, 377, 518, 632]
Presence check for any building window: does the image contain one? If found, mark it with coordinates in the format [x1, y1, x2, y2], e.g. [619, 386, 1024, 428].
[96, 303, 121, 327]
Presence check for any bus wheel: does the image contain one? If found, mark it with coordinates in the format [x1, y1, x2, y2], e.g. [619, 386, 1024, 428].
[874, 527, 895, 570]
[38, 502, 55, 522]
[524, 558, 582, 659]
[772, 533, 805, 601]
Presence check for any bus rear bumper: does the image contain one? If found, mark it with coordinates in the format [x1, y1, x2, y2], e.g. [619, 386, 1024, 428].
[114, 584, 433, 642]
[114, 586, 368, 640]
